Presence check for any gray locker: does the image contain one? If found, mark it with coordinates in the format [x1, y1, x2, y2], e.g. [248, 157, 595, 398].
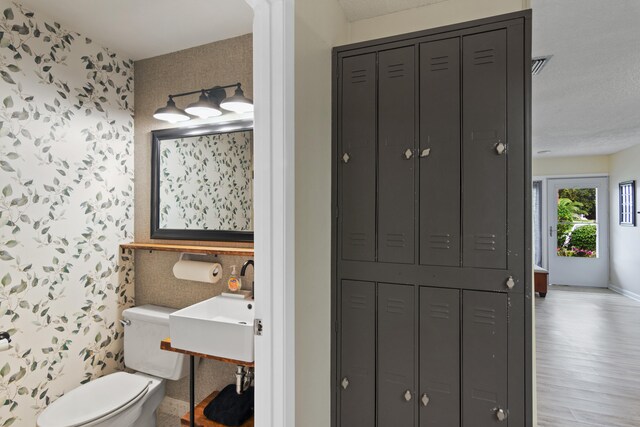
[378, 47, 415, 264]
[378, 283, 415, 427]
[462, 291, 509, 426]
[419, 287, 460, 427]
[462, 30, 508, 270]
[419, 38, 461, 267]
[340, 280, 376, 427]
[340, 53, 377, 262]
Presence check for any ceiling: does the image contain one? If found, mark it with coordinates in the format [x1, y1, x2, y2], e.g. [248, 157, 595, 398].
[532, 0, 640, 157]
[17, 0, 254, 60]
[338, 0, 448, 22]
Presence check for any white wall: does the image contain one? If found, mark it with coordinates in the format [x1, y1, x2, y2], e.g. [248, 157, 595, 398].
[608, 144, 640, 300]
[533, 155, 609, 176]
[348, 0, 529, 43]
[294, 1, 348, 426]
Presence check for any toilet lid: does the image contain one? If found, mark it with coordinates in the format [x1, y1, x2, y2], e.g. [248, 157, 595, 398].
[38, 372, 150, 427]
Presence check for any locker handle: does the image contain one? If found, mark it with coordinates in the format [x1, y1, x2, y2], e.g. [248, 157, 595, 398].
[421, 393, 430, 407]
[341, 377, 349, 390]
[495, 142, 507, 155]
[404, 148, 414, 160]
[342, 153, 350, 164]
[506, 276, 515, 290]
[495, 408, 508, 421]
[420, 148, 431, 158]
[404, 390, 412, 402]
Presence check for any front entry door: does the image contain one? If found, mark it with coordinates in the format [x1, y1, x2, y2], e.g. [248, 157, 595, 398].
[547, 177, 609, 287]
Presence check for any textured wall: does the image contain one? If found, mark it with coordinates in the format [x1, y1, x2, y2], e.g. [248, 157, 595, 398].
[0, 2, 134, 426]
[133, 34, 254, 405]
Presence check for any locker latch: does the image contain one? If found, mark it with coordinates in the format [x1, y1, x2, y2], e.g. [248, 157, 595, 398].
[506, 276, 515, 290]
[403, 390, 412, 402]
[341, 377, 349, 390]
[342, 153, 350, 164]
[404, 148, 414, 160]
[495, 408, 508, 421]
[420, 148, 431, 158]
[421, 393, 430, 407]
[495, 141, 507, 155]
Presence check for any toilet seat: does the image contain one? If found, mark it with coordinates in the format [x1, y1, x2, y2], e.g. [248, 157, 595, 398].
[37, 372, 150, 427]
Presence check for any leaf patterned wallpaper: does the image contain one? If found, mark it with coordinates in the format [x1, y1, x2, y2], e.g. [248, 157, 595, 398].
[0, 2, 134, 425]
[159, 130, 253, 231]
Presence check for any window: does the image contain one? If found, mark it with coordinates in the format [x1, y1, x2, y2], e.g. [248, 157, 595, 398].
[532, 180, 543, 266]
[619, 181, 636, 226]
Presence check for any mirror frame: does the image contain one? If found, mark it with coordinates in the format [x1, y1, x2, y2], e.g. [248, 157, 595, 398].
[150, 120, 255, 242]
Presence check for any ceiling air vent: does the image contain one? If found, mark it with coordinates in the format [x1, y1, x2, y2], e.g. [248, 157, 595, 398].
[532, 55, 552, 75]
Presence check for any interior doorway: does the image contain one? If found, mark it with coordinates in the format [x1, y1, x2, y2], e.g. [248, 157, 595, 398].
[546, 177, 609, 287]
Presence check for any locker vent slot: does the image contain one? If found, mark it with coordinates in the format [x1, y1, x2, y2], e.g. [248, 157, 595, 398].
[472, 388, 498, 403]
[474, 234, 497, 251]
[385, 233, 406, 248]
[348, 294, 367, 310]
[428, 234, 452, 250]
[348, 232, 367, 247]
[430, 55, 450, 71]
[350, 69, 369, 84]
[473, 48, 495, 65]
[385, 298, 406, 314]
[473, 307, 496, 325]
[429, 303, 451, 319]
[386, 63, 406, 79]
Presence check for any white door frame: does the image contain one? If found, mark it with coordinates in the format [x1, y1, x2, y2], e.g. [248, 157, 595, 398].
[244, 1, 295, 426]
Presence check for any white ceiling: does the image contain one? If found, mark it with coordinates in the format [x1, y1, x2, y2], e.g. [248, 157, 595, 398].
[16, 0, 254, 60]
[338, 0, 448, 22]
[532, 0, 640, 157]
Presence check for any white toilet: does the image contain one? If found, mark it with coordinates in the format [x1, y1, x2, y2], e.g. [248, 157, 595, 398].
[37, 305, 192, 427]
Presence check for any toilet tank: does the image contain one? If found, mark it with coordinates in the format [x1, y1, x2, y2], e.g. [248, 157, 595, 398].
[122, 305, 190, 380]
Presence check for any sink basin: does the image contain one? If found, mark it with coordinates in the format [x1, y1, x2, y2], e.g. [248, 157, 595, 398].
[169, 295, 255, 362]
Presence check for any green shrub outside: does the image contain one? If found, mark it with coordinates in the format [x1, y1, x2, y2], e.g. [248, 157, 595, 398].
[569, 224, 597, 252]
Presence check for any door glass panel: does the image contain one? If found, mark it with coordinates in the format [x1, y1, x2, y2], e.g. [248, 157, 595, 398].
[556, 188, 597, 258]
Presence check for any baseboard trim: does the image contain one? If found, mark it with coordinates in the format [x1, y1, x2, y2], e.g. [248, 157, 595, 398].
[159, 396, 189, 417]
[608, 284, 640, 303]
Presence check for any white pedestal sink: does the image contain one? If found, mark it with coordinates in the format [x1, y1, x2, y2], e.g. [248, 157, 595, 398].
[169, 294, 255, 362]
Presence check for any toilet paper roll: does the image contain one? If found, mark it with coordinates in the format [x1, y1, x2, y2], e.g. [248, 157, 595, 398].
[0, 339, 10, 352]
[172, 260, 222, 283]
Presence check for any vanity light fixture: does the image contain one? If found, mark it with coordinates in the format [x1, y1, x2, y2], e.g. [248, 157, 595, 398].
[153, 83, 253, 123]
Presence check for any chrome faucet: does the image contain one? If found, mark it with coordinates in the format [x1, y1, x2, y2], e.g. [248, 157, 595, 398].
[240, 259, 254, 298]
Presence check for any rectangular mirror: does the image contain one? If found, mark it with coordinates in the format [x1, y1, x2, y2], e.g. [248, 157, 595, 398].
[151, 121, 254, 241]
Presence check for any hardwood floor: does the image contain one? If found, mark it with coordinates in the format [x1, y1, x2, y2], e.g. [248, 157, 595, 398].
[536, 286, 640, 426]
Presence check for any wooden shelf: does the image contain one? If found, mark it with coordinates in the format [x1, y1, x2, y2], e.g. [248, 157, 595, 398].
[161, 338, 255, 367]
[120, 242, 253, 256]
[181, 391, 254, 427]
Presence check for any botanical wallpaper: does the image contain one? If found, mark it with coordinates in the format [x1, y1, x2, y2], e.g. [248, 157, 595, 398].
[0, 2, 134, 426]
[159, 130, 253, 231]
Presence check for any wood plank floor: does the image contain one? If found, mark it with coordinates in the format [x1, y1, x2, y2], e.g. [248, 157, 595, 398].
[536, 286, 640, 426]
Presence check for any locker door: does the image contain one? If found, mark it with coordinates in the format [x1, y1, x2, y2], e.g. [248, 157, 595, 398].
[462, 30, 508, 269]
[419, 287, 460, 427]
[462, 291, 508, 427]
[419, 38, 461, 267]
[378, 47, 415, 264]
[340, 280, 376, 427]
[340, 54, 377, 261]
[378, 283, 415, 427]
